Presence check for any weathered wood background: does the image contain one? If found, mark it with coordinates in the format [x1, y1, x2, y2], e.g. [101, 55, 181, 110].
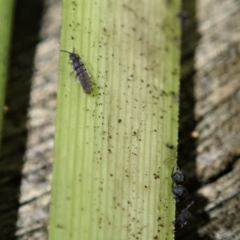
[177, 0, 240, 239]
[0, 0, 240, 239]
[0, 0, 60, 239]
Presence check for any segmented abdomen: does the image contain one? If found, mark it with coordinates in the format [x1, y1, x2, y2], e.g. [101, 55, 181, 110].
[74, 63, 93, 94]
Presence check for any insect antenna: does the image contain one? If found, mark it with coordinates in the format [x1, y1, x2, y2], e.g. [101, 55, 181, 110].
[60, 50, 72, 54]
[185, 201, 194, 210]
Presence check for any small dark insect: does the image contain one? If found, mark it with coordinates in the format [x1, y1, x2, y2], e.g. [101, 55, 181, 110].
[172, 168, 187, 184]
[175, 201, 194, 229]
[172, 185, 188, 203]
[177, 10, 189, 28]
[61, 49, 93, 94]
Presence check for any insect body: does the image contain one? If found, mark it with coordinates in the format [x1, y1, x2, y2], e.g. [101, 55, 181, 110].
[172, 185, 188, 203]
[61, 49, 93, 94]
[175, 201, 194, 228]
[172, 167, 187, 184]
[172, 167, 188, 203]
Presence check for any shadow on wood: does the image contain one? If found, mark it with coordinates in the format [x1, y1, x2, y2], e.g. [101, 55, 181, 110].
[0, 0, 44, 238]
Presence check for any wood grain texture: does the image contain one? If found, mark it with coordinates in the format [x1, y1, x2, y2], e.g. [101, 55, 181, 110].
[177, 0, 240, 239]
[0, 0, 60, 239]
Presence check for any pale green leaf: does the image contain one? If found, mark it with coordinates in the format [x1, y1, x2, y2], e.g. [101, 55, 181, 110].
[49, 0, 181, 239]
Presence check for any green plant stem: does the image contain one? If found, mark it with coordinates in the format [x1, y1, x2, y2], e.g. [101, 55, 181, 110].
[49, 0, 180, 239]
[0, 0, 15, 151]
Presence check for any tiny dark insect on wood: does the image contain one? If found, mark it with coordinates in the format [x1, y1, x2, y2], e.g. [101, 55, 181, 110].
[61, 49, 93, 94]
[172, 185, 188, 203]
[172, 167, 188, 203]
[172, 167, 187, 184]
[175, 201, 194, 229]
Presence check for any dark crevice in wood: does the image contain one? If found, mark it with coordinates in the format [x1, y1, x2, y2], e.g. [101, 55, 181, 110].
[176, 0, 211, 239]
[15, 226, 47, 239]
[204, 154, 240, 185]
[19, 192, 50, 207]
